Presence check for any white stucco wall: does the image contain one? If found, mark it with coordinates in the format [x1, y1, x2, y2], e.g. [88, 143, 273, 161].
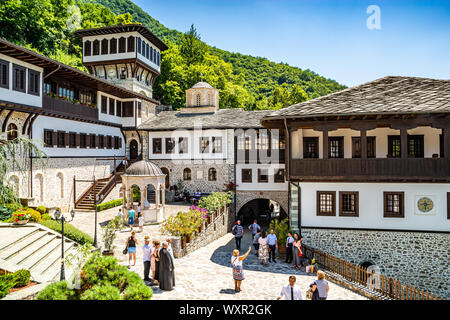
[236, 163, 288, 191]
[0, 53, 43, 108]
[32, 116, 125, 157]
[299, 182, 450, 232]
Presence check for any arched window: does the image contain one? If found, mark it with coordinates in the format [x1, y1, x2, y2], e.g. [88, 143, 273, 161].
[196, 94, 201, 106]
[101, 39, 109, 55]
[84, 41, 91, 56]
[119, 37, 126, 53]
[208, 168, 217, 181]
[93, 40, 100, 55]
[57, 172, 64, 199]
[127, 36, 135, 52]
[183, 168, 191, 181]
[7, 123, 18, 141]
[110, 38, 117, 54]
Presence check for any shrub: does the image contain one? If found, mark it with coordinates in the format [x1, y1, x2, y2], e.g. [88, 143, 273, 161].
[0, 205, 13, 222]
[96, 199, 123, 212]
[39, 220, 93, 245]
[13, 208, 41, 222]
[3, 202, 22, 213]
[36, 206, 48, 215]
[122, 281, 153, 300]
[41, 214, 52, 221]
[13, 269, 30, 287]
[36, 281, 77, 300]
[0, 274, 16, 298]
[80, 284, 121, 300]
[160, 209, 204, 237]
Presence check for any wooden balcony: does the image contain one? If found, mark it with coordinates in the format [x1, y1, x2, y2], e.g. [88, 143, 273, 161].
[290, 158, 450, 182]
[43, 95, 98, 122]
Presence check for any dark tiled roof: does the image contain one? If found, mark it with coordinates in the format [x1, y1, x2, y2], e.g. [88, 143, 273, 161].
[139, 109, 273, 130]
[124, 160, 164, 176]
[263, 76, 450, 120]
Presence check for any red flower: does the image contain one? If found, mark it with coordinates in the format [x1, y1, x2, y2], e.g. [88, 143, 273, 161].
[15, 219, 18, 222]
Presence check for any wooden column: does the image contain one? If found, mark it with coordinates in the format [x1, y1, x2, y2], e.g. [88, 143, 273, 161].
[400, 128, 408, 159]
[361, 129, 367, 159]
[444, 128, 450, 159]
[322, 129, 329, 159]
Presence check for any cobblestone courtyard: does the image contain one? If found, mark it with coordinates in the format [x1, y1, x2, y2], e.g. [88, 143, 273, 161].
[69, 207, 367, 300]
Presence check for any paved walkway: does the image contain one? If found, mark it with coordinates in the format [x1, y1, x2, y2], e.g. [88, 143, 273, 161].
[69, 209, 367, 300]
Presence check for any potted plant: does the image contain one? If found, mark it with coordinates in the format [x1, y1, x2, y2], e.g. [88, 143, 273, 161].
[12, 212, 31, 225]
[269, 218, 290, 255]
[101, 220, 116, 256]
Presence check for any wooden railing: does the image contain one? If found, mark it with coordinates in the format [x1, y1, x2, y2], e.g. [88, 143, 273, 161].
[303, 245, 445, 300]
[43, 95, 98, 122]
[291, 158, 450, 182]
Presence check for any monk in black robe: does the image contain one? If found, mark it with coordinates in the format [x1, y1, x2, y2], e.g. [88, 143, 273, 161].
[159, 242, 175, 291]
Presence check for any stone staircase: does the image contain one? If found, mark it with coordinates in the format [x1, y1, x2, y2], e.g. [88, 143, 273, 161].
[0, 223, 80, 283]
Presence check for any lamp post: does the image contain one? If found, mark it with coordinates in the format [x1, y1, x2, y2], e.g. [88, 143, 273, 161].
[91, 193, 104, 248]
[54, 209, 76, 281]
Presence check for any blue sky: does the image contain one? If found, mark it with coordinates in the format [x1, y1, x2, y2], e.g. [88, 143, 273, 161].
[134, 0, 450, 87]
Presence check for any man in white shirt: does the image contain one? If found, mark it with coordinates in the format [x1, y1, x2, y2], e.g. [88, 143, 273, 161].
[277, 276, 303, 300]
[142, 235, 152, 282]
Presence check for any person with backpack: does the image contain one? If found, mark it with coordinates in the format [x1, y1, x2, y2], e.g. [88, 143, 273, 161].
[310, 270, 329, 300]
[231, 246, 252, 293]
[232, 220, 244, 250]
[252, 230, 261, 256]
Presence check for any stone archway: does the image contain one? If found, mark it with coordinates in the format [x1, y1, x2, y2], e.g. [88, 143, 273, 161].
[235, 191, 288, 219]
[161, 167, 170, 187]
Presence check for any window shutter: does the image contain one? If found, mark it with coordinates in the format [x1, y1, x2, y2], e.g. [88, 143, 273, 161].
[52, 131, 57, 146]
[118, 137, 122, 148]
[64, 132, 69, 147]
[95, 135, 99, 147]
[75, 133, 81, 147]
[86, 134, 91, 147]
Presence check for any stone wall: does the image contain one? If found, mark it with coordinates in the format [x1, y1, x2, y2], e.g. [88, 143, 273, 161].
[170, 205, 232, 258]
[301, 227, 450, 299]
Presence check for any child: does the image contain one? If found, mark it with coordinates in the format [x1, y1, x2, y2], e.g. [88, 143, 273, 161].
[138, 212, 144, 233]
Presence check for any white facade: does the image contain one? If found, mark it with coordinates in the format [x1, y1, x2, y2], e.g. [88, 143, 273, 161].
[0, 53, 43, 108]
[32, 116, 125, 158]
[299, 182, 450, 232]
[148, 129, 231, 161]
[236, 163, 287, 191]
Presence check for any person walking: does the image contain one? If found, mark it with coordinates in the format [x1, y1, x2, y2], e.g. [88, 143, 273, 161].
[117, 208, 124, 231]
[252, 230, 261, 256]
[231, 246, 252, 293]
[258, 231, 269, 265]
[127, 208, 136, 229]
[277, 276, 303, 300]
[159, 242, 175, 291]
[292, 233, 302, 270]
[137, 202, 142, 219]
[150, 240, 157, 280]
[232, 220, 244, 251]
[248, 220, 260, 237]
[125, 230, 138, 267]
[267, 229, 278, 263]
[142, 235, 152, 282]
[138, 212, 144, 233]
[284, 232, 294, 263]
[311, 270, 329, 300]
[153, 241, 161, 284]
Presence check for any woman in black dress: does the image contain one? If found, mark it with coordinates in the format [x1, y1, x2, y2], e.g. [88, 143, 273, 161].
[153, 241, 161, 284]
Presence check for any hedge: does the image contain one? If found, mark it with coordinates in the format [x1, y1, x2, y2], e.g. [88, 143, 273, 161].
[39, 220, 94, 245]
[96, 199, 123, 212]
[0, 269, 31, 298]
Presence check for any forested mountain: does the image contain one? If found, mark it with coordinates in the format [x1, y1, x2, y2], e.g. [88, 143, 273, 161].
[0, 0, 346, 110]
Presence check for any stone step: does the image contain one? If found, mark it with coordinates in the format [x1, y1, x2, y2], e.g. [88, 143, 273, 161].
[20, 237, 62, 271]
[31, 242, 77, 282]
[0, 228, 39, 253]
[8, 233, 58, 266]
[47, 247, 80, 283]
[0, 230, 49, 260]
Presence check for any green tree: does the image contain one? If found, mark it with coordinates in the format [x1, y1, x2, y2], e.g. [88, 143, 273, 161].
[180, 24, 208, 66]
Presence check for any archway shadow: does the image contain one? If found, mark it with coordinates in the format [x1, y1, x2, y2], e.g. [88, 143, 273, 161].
[209, 231, 316, 278]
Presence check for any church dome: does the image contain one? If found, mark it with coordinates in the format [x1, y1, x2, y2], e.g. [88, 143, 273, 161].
[124, 160, 164, 176]
[191, 81, 213, 89]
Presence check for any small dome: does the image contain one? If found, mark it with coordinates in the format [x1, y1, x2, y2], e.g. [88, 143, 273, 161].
[124, 160, 164, 176]
[191, 81, 213, 89]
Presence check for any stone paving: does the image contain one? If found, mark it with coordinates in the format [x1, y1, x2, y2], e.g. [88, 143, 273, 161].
[68, 206, 367, 300]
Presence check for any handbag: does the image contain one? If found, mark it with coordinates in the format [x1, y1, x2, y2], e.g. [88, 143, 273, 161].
[306, 288, 313, 300]
[123, 238, 129, 254]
